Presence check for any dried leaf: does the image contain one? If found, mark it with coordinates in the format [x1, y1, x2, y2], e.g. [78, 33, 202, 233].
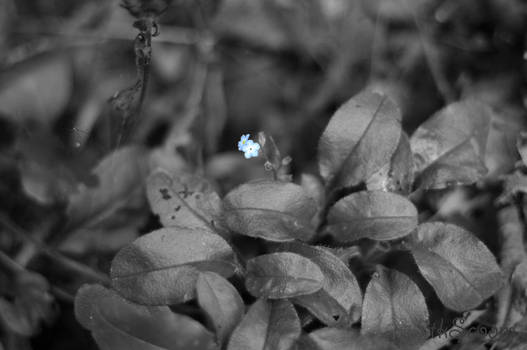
[110, 227, 237, 305]
[146, 170, 223, 231]
[227, 299, 300, 350]
[245, 252, 324, 299]
[327, 190, 417, 242]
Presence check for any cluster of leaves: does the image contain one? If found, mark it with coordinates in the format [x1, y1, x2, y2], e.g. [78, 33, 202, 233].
[0, 0, 526, 349]
[74, 90, 506, 350]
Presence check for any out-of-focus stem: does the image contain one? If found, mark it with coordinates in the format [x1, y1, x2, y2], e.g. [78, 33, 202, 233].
[0, 214, 110, 286]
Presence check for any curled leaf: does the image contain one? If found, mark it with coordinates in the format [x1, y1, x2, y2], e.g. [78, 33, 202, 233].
[327, 191, 417, 242]
[110, 227, 237, 305]
[223, 180, 317, 242]
[245, 252, 324, 299]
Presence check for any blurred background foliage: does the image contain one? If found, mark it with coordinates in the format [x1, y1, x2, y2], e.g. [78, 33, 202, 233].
[0, 0, 526, 349]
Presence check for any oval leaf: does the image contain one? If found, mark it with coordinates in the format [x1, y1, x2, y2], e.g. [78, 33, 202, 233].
[227, 299, 300, 350]
[146, 170, 223, 231]
[110, 227, 237, 305]
[276, 243, 362, 325]
[327, 191, 417, 242]
[75, 284, 217, 350]
[197, 272, 244, 344]
[223, 180, 317, 242]
[245, 252, 324, 299]
[308, 328, 400, 350]
[318, 90, 401, 189]
[361, 267, 429, 349]
[409, 222, 504, 311]
[410, 99, 492, 190]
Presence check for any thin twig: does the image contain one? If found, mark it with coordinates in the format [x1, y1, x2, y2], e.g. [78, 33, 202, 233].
[11, 26, 198, 46]
[0, 249, 24, 274]
[164, 53, 209, 154]
[0, 250, 75, 304]
[0, 214, 110, 286]
[495, 204, 527, 329]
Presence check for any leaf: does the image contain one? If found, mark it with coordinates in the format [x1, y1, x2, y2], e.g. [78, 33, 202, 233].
[366, 131, 414, 194]
[245, 252, 324, 299]
[227, 299, 300, 350]
[361, 267, 429, 349]
[110, 227, 237, 305]
[196, 272, 244, 344]
[75, 284, 217, 350]
[146, 170, 223, 231]
[67, 146, 148, 230]
[0, 270, 55, 336]
[327, 190, 417, 242]
[318, 90, 401, 190]
[223, 180, 317, 242]
[307, 328, 400, 350]
[275, 243, 362, 326]
[410, 99, 492, 190]
[409, 222, 504, 312]
[0, 53, 72, 124]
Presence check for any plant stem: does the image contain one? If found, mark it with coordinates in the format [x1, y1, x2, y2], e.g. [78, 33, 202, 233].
[0, 214, 110, 286]
[495, 204, 527, 329]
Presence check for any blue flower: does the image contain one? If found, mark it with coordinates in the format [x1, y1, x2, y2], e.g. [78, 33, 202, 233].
[243, 140, 260, 159]
[238, 134, 251, 151]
